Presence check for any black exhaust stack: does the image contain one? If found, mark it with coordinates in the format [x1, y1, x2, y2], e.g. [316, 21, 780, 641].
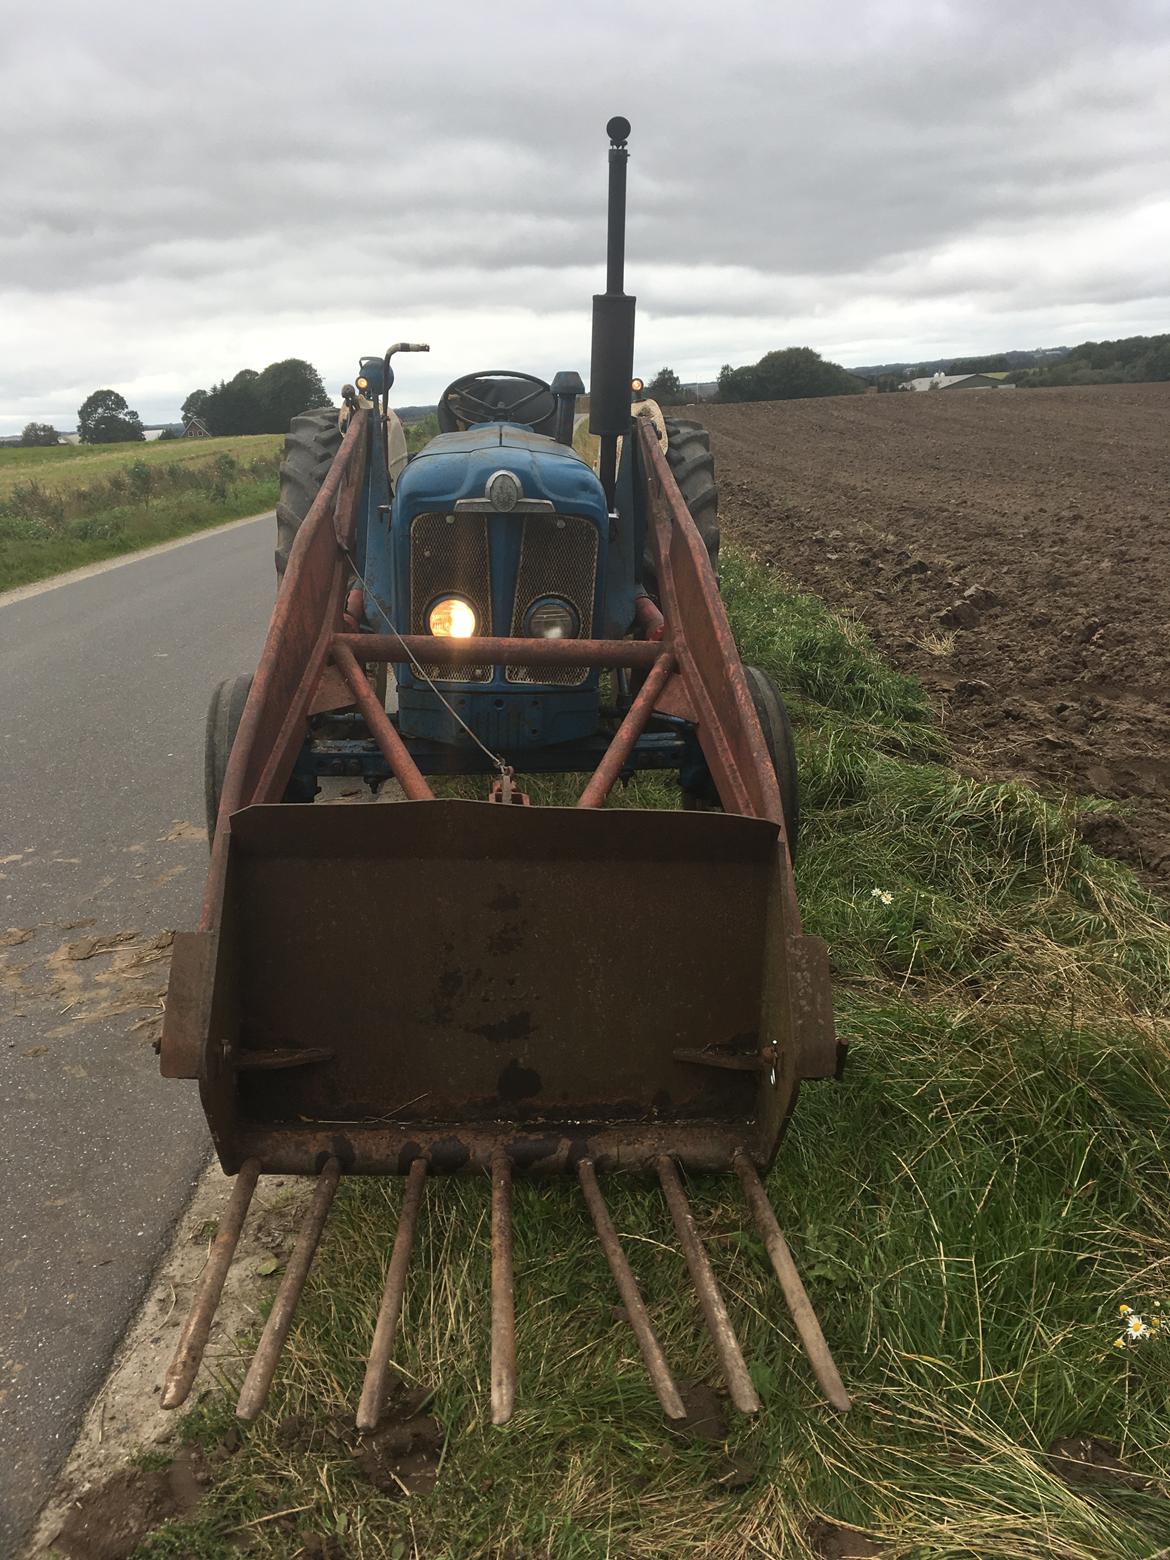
[590, 116, 635, 506]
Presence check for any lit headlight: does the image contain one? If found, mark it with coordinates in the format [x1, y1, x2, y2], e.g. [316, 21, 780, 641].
[524, 596, 579, 640]
[355, 375, 369, 391]
[486, 469, 521, 512]
[427, 596, 477, 637]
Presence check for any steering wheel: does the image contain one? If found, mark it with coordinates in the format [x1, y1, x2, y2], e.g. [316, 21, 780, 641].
[437, 371, 558, 434]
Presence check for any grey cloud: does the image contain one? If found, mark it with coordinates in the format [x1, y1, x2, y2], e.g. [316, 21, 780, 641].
[2, 0, 1169, 431]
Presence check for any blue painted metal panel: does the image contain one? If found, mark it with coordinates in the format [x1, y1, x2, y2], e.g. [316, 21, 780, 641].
[359, 418, 614, 754]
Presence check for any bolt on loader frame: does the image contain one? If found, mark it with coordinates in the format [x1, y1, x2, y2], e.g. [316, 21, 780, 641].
[159, 118, 849, 1428]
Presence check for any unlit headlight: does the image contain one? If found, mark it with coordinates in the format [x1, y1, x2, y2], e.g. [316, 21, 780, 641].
[524, 596, 579, 639]
[427, 596, 477, 637]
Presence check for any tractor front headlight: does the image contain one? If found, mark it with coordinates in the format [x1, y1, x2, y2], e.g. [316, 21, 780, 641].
[524, 596, 579, 640]
[427, 596, 477, 638]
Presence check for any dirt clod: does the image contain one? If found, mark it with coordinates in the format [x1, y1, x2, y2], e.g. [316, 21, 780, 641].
[301, 1536, 349, 1560]
[669, 1380, 729, 1441]
[1045, 1435, 1157, 1491]
[711, 1451, 758, 1489]
[809, 1519, 887, 1558]
[53, 1449, 209, 1560]
[354, 1402, 443, 1498]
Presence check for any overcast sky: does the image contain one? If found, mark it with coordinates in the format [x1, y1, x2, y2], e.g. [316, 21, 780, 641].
[2, 0, 1169, 433]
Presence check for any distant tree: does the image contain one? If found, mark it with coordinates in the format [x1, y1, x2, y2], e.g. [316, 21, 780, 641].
[202, 370, 264, 436]
[950, 354, 1010, 374]
[20, 421, 61, 445]
[645, 366, 685, 405]
[1014, 331, 1170, 389]
[181, 389, 210, 423]
[198, 359, 332, 435]
[255, 358, 332, 431]
[77, 389, 145, 444]
[717, 347, 864, 403]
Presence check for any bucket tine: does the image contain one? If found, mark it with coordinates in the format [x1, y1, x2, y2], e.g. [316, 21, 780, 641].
[356, 1158, 428, 1431]
[162, 1157, 261, 1409]
[734, 1153, 852, 1412]
[490, 1150, 516, 1425]
[656, 1155, 760, 1414]
[236, 1156, 341, 1422]
[578, 1159, 686, 1420]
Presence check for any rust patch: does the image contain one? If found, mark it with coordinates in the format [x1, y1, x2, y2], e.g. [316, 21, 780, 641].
[497, 1057, 542, 1100]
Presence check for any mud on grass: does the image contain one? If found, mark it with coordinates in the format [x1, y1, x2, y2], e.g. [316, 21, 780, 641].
[111, 548, 1170, 1559]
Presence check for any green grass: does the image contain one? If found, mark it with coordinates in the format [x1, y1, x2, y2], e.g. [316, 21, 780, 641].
[0, 433, 283, 498]
[134, 551, 1170, 1560]
[0, 436, 282, 591]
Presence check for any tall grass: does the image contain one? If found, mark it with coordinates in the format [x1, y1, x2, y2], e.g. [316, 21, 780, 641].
[141, 550, 1170, 1559]
[0, 444, 280, 590]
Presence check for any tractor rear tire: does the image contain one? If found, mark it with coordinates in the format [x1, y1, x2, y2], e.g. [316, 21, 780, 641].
[203, 673, 253, 844]
[275, 407, 342, 584]
[664, 416, 720, 573]
[744, 665, 799, 862]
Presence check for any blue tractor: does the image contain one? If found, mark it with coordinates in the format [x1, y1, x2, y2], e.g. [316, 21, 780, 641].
[171, 119, 844, 1431]
[206, 117, 794, 836]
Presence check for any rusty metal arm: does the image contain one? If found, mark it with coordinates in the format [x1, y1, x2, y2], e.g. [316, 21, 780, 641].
[332, 641, 433, 801]
[577, 650, 675, 807]
[637, 419, 782, 828]
[199, 412, 368, 931]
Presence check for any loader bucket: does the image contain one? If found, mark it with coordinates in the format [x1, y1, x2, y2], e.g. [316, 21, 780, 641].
[159, 301, 850, 1425]
[179, 798, 829, 1179]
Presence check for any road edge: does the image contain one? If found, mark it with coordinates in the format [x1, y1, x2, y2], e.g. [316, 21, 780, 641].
[0, 510, 273, 611]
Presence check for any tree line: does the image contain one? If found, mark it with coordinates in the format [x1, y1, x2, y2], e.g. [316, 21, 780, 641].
[17, 358, 332, 446]
[181, 359, 331, 435]
[641, 348, 863, 406]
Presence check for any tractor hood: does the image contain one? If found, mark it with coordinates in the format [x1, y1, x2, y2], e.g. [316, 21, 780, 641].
[396, 423, 605, 517]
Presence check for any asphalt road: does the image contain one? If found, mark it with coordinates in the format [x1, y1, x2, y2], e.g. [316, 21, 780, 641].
[0, 515, 273, 1552]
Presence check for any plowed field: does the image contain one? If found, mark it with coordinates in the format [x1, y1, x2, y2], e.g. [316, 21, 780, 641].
[697, 382, 1170, 885]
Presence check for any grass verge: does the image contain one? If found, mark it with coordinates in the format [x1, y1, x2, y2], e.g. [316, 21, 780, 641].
[134, 549, 1170, 1560]
[0, 438, 282, 591]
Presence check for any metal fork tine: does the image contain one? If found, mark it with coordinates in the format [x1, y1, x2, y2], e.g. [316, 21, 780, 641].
[734, 1153, 852, 1412]
[236, 1156, 341, 1422]
[162, 1157, 261, 1409]
[578, 1159, 686, 1420]
[356, 1158, 427, 1431]
[656, 1155, 761, 1414]
[490, 1150, 516, 1425]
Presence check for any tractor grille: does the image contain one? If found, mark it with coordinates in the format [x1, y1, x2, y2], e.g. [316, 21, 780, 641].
[507, 514, 599, 686]
[409, 512, 492, 682]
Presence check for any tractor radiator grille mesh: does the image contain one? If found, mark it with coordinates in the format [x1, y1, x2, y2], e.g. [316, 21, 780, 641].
[507, 514, 599, 686]
[409, 512, 492, 682]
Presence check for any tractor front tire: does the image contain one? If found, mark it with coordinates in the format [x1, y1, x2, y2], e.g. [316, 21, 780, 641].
[682, 664, 799, 860]
[203, 673, 253, 844]
[275, 407, 342, 585]
[744, 665, 799, 862]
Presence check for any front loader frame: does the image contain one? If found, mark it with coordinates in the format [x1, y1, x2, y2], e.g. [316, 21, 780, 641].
[159, 415, 849, 1427]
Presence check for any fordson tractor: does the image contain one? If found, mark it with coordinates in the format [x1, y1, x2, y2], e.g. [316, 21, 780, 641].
[162, 118, 846, 1431]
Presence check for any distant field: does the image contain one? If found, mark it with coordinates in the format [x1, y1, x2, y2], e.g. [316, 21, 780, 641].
[695, 379, 1170, 886]
[0, 433, 284, 590]
[0, 433, 284, 499]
